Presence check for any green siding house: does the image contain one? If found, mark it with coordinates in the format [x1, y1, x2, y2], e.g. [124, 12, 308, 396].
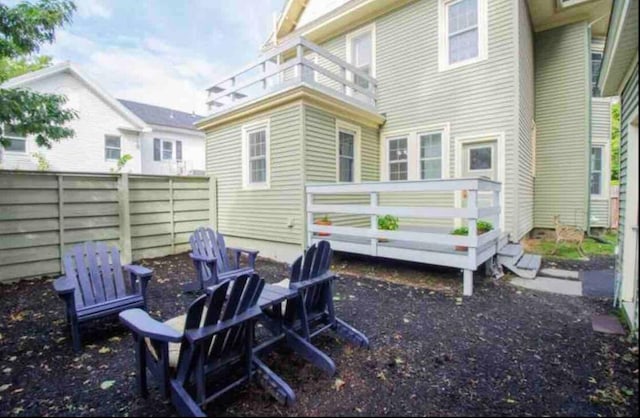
[196, 0, 617, 294]
[598, 0, 638, 333]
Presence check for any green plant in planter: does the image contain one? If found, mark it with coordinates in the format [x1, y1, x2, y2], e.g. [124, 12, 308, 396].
[378, 215, 400, 231]
[451, 220, 494, 236]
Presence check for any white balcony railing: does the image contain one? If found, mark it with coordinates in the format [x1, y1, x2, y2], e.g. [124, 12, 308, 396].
[305, 178, 502, 296]
[206, 37, 378, 115]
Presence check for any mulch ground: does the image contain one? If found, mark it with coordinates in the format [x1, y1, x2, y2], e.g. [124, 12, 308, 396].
[0, 252, 637, 417]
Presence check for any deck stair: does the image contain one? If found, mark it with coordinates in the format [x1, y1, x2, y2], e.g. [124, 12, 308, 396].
[497, 243, 541, 280]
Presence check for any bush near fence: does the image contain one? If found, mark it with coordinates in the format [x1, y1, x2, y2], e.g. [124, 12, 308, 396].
[0, 170, 216, 283]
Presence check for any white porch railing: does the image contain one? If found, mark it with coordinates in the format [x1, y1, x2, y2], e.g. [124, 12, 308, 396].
[205, 36, 378, 115]
[305, 178, 502, 296]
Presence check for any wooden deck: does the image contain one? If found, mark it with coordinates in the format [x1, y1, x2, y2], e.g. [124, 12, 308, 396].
[305, 179, 503, 296]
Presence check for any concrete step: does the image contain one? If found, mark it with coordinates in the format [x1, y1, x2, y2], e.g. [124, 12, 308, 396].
[539, 268, 580, 280]
[511, 276, 582, 296]
[517, 254, 542, 271]
[498, 243, 523, 258]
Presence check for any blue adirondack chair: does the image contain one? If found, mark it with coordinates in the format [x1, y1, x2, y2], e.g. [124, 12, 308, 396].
[187, 227, 259, 291]
[53, 241, 152, 352]
[120, 274, 294, 417]
[271, 241, 370, 375]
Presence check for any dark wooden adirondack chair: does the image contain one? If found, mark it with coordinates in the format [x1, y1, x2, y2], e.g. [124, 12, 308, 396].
[120, 274, 295, 417]
[187, 227, 259, 291]
[53, 241, 152, 352]
[270, 241, 370, 375]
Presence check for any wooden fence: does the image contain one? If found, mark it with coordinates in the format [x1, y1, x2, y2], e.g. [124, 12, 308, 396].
[0, 170, 216, 283]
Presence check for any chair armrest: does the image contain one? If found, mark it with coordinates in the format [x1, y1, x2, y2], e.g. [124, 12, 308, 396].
[124, 264, 153, 278]
[185, 306, 263, 344]
[53, 276, 75, 296]
[119, 309, 182, 343]
[189, 253, 217, 264]
[228, 247, 259, 257]
[290, 272, 336, 291]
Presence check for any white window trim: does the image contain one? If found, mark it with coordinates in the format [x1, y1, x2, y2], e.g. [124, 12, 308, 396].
[161, 140, 174, 161]
[335, 120, 362, 183]
[466, 143, 494, 172]
[438, 0, 488, 72]
[104, 135, 122, 161]
[382, 124, 451, 181]
[345, 22, 376, 96]
[590, 143, 610, 201]
[241, 119, 271, 190]
[3, 136, 28, 155]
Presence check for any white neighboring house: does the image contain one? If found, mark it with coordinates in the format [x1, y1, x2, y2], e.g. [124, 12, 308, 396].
[0, 62, 205, 175]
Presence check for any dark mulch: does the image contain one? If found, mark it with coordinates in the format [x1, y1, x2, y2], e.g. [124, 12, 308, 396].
[0, 253, 638, 417]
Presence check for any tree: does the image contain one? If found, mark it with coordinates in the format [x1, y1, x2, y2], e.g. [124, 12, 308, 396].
[611, 102, 620, 184]
[0, 55, 52, 80]
[0, 0, 78, 149]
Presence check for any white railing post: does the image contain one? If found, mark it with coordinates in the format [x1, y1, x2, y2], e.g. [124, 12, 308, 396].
[340, 66, 347, 95]
[296, 44, 304, 82]
[493, 188, 501, 238]
[230, 77, 236, 102]
[465, 189, 478, 296]
[306, 191, 313, 248]
[370, 192, 378, 256]
[262, 61, 267, 89]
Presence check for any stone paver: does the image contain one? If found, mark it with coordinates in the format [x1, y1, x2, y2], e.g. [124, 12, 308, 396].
[511, 276, 583, 296]
[539, 268, 580, 280]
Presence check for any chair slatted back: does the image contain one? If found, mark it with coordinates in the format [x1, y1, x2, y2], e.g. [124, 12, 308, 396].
[189, 227, 231, 275]
[63, 242, 127, 309]
[176, 274, 264, 382]
[284, 241, 333, 323]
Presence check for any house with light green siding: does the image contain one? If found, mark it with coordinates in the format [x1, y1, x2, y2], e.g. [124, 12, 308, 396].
[195, 0, 616, 292]
[598, 0, 638, 333]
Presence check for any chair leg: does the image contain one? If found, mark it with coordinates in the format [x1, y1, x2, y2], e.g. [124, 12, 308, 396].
[135, 337, 149, 398]
[70, 316, 82, 352]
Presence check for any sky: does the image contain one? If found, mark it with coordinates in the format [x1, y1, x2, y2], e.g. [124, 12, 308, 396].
[34, 0, 286, 115]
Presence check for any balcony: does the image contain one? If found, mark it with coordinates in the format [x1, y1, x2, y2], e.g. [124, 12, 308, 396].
[205, 37, 378, 117]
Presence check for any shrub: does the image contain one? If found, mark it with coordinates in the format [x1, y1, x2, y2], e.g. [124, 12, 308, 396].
[451, 220, 493, 236]
[378, 215, 400, 231]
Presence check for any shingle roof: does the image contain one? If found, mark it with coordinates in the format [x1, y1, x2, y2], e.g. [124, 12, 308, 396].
[118, 99, 204, 131]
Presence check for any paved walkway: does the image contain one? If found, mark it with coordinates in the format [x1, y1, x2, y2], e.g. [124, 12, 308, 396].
[511, 276, 582, 296]
[510, 268, 615, 298]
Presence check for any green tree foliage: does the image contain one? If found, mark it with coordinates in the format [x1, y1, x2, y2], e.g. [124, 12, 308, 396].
[0, 55, 52, 80]
[611, 102, 620, 183]
[0, 0, 78, 149]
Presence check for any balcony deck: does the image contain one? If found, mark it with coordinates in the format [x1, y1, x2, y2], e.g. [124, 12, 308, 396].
[203, 37, 380, 119]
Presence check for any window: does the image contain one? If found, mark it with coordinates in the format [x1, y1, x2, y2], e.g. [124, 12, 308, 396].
[468, 146, 492, 170]
[1, 126, 27, 153]
[162, 140, 173, 160]
[591, 52, 603, 96]
[439, 0, 487, 71]
[176, 141, 183, 162]
[347, 24, 375, 95]
[105, 135, 121, 160]
[591, 146, 604, 196]
[242, 120, 270, 189]
[338, 130, 356, 182]
[388, 137, 408, 181]
[420, 133, 443, 179]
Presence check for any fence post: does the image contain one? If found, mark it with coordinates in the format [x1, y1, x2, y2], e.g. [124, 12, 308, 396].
[118, 173, 132, 264]
[370, 192, 378, 256]
[169, 178, 175, 254]
[209, 176, 217, 229]
[58, 174, 65, 273]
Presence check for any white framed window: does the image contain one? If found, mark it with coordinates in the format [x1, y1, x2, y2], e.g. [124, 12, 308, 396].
[105, 135, 121, 160]
[346, 23, 376, 96]
[388, 137, 409, 181]
[439, 0, 488, 71]
[242, 120, 270, 189]
[162, 140, 173, 161]
[591, 145, 605, 197]
[336, 120, 361, 183]
[419, 132, 444, 179]
[1, 126, 27, 154]
[467, 144, 493, 171]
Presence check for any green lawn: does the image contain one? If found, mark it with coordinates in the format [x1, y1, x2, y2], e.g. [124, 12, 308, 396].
[524, 231, 618, 260]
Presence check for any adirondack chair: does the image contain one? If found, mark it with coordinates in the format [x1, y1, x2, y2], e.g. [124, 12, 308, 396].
[269, 241, 370, 375]
[187, 227, 259, 291]
[120, 274, 295, 417]
[53, 241, 152, 352]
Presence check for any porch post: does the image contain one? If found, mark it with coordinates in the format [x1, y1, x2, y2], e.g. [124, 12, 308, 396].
[465, 189, 478, 297]
[370, 192, 378, 256]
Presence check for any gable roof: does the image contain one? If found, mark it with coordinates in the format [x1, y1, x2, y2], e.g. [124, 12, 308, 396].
[118, 100, 203, 131]
[2, 61, 149, 131]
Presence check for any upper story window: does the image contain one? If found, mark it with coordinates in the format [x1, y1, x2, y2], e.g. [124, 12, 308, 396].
[591, 145, 604, 197]
[388, 137, 408, 181]
[439, 0, 488, 71]
[242, 120, 270, 189]
[162, 140, 173, 160]
[105, 135, 121, 160]
[1, 126, 27, 153]
[420, 132, 443, 180]
[346, 24, 376, 94]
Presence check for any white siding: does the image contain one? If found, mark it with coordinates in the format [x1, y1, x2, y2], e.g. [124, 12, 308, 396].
[140, 127, 206, 176]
